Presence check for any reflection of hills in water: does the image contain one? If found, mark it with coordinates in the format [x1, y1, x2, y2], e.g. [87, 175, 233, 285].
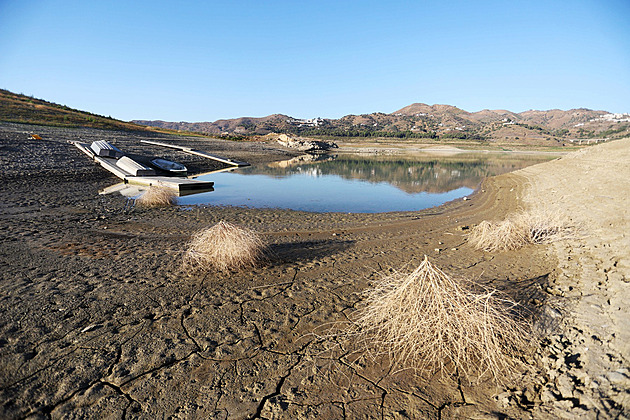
[255, 153, 554, 194]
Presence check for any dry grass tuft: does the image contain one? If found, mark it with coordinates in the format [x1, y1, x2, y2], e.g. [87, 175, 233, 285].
[136, 186, 177, 208]
[468, 219, 529, 252]
[468, 208, 576, 252]
[514, 209, 577, 244]
[183, 221, 267, 272]
[348, 256, 532, 383]
[468, 220, 508, 252]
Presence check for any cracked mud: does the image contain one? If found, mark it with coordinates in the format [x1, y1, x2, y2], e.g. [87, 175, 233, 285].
[1, 123, 628, 419]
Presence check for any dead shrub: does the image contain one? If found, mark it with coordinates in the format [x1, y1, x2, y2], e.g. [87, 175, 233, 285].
[467, 219, 528, 252]
[183, 221, 267, 272]
[469, 208, 576, 252]
[136, 186, 177, 208]
[348, 256, 533, 383]
[467, 220, 498, 252]
[513, 208, 577, 244]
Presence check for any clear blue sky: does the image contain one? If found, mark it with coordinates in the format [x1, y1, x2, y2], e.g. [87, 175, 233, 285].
[1, 0, 629, 121]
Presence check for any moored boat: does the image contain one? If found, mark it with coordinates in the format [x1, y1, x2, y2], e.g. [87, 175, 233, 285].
[116, 156, 156, 176]
[90, 140, 123, 158]
[150, 158, 188, 176]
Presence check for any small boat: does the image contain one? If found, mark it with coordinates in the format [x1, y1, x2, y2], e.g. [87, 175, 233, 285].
[150, 158, 188, 176]
[90, 140, 124, 158]
[117, 156, 156, 176]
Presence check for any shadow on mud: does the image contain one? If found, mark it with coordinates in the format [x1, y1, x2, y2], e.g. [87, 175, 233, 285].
[481, 273, 569, 334]
[269, 239, 354, 264]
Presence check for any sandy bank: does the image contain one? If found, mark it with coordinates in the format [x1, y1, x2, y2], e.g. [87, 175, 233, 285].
[516, 138, 630, 418]
[334, 139, 571, 157]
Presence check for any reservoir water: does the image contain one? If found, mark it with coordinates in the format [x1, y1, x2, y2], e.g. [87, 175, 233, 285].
[177, 152, 555, 213]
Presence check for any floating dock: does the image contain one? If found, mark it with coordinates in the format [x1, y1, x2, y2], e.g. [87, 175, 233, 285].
[71, 141, 215, 195]
[140, 140, 251, 167]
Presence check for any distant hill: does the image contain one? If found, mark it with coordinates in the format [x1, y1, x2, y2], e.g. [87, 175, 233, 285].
[136, 103, 630, 145]
[0, 89, 154, 131]
[2, 88, 627, 144]
[133, 114, 293, 136]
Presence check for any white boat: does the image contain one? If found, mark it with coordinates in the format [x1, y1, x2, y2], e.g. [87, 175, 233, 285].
[116, 156, 156, 176]
[90, 140, 123, 158]
[150, 158, 188, 176]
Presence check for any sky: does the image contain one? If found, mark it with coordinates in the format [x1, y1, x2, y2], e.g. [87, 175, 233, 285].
[1, 0, 629, 122]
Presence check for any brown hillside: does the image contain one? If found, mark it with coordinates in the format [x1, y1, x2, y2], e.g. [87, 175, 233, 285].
[135, 114, 291, 135]
[393, 103, 468, 116]
[0, 89, 148, 131]
[517, 108, 607, 129]
[468, 109, 520, 123]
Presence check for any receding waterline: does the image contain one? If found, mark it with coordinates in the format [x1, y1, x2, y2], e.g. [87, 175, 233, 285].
[176, 153, 553, 213]
[179, 171, 472, 213]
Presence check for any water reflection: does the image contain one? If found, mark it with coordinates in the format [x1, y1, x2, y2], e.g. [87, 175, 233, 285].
[176, 152, 554, 213]
[227, 152, 554, 193]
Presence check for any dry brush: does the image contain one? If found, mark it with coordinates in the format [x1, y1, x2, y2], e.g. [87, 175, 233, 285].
[135, 186, 178, 208]
[468, 208, 577, 252]
[183, 221, 267, 272]
[330, 257, 534, 384]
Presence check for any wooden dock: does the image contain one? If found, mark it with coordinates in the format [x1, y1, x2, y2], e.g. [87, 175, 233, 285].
[140, 140, 251, 167]
[71, 141, 214, 195]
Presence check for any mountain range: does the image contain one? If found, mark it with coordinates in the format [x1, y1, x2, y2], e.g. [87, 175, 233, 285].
[1, 88, 627, 144]
[134, 104, 630, 144]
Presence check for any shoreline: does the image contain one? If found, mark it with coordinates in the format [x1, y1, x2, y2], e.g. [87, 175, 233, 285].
[335, 144, 571, 156]
[1, 122, 627, 418]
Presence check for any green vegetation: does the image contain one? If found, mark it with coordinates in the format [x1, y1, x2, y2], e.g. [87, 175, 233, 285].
[293, 126, 439, 139]
[216, 133, 251, 141]
[440, 131, 485, 140]
[513, 122, 568, 138]
[577, 128, 594, 138]
[514, 122, 548, 133]
[596, 124, 629, 138]
[284, 119, 488, 141]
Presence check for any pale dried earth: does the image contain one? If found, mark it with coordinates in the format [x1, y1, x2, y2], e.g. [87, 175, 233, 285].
[517, 139, 630, 419]
[0, 122, 628, 419]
